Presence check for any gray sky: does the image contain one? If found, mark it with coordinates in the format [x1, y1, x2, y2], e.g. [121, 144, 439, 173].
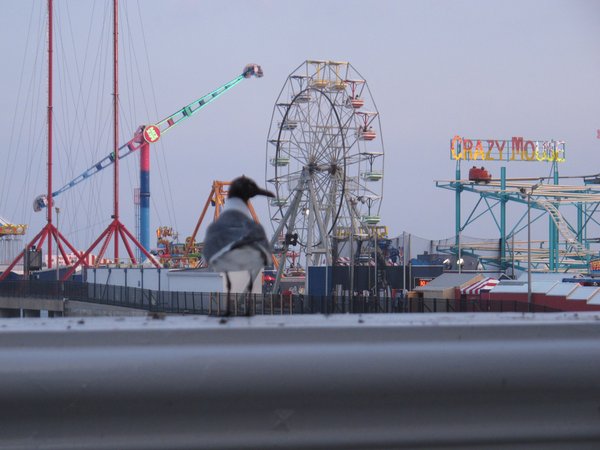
[1, 0, 599, 255]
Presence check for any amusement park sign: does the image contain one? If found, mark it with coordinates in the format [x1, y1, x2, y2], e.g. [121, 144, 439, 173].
[450, 136, 566, 162]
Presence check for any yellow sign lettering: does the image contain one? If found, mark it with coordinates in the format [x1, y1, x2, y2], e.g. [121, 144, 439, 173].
[451, 135, 463, 160]
[450, 136, 565, 162]
[496, 140, 505, 160]
[473, 140, 486, 160]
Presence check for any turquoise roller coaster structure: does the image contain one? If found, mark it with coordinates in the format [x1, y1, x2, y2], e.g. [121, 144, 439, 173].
[436, 137, 600, 273]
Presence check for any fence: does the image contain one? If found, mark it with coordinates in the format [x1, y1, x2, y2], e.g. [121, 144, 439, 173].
[0, 280, 560, 315]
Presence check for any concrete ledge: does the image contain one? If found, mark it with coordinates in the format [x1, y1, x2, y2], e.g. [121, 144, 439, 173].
[0, 296, 148, 317]
[1, 312, 600, 449]
[0, 296, 63, 312]
[64, 300, 148, 317]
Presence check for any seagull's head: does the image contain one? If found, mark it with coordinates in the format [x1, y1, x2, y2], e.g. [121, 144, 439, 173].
[228, 176, 275, 203]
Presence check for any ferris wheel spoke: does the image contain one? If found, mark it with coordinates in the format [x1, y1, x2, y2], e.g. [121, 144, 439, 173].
[282, 140, 311, 168]
[313, 126, 344, 163]
[313, 99, 343, 160]
[307, 178, 331, 258]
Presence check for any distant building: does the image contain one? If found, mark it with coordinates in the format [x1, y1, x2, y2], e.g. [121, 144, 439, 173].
[489, 273, 600, 311]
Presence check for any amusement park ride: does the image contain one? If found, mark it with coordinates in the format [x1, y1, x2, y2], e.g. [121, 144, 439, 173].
[0, 0, 263, 282]
[36, 63, 262, 240]
[0, 219, 28, 268]
[437, 136, 600, 273]
[265, 60, 390, 293]
[0, 222, 27, 238]
[0, 0, 83, 282]
[57, 62, 262, 280]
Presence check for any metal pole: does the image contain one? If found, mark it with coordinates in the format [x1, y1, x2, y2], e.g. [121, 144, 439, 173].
[455, 161, 461, 248]
[373, 226, 377, 297]
[402, 232, 406, 293]
[55, 207, 60, 281]
[112, 0, 119, 261]
[349, 223, 354, 302]
[458, 229, 462, 274]
[325, 237, 329, 299]
[305, 205, 312, 298]
[47, 0, 54, 269]
[511, 232, 515, 279]
[527, 192, 532, 306]
[408, 234, 412, 290]
[549, 161, 559, 271]
[500, 166, 506, 270]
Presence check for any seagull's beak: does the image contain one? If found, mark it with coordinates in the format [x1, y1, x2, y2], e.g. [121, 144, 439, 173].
[256, 187, 275, 198]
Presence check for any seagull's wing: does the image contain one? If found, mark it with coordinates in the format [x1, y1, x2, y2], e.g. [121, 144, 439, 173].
[230, 221, 272, 265]
[203, 211, 246, 262]
[204, 211, 271, 265]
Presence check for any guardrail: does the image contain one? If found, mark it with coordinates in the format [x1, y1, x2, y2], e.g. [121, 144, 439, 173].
[0, 313, 599, 449]
[0, 280, 560, 315]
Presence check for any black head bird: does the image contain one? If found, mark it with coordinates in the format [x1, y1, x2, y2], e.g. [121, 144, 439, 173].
[203, 176, 274, 316]
[227, 175, 275, 203]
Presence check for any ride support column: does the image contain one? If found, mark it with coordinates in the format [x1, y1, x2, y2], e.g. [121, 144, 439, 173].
[140, 142, 150, 253]
[500, 167, 507, 270]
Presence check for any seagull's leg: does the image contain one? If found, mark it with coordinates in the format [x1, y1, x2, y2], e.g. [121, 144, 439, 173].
[245, 271, 255, 317]
[225, 272, 232, 317]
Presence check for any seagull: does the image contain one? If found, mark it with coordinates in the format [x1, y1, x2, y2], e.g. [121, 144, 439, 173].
[203, 176, 274, 316]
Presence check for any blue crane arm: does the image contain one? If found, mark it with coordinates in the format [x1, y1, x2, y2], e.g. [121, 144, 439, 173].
[34, 64, 263, 211]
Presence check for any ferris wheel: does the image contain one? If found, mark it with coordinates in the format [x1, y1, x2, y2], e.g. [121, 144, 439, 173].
[265, 60, 384, 279]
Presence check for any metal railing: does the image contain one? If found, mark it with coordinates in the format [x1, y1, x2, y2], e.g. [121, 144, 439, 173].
[0, 280, 560, 314]
[1, 313, 600, 449]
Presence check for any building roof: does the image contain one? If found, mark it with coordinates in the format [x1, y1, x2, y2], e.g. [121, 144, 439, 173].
[567, 286, 600, 301]
[546, 283, 578, 297]
[492, 280, 559, 295]
[532, 281, 562, 294]
[492, 282, 529, 294]
[586, 290, 600, 305]
[516, 272, 582, 283]
[414, 273, 483, 291]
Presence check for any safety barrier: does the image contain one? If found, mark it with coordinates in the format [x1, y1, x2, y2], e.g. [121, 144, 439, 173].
[0, 280, 561, 315]
[1, 313, 600, 449]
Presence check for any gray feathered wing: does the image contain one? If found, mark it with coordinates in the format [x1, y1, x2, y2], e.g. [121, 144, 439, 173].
[203, 210, 271, 266]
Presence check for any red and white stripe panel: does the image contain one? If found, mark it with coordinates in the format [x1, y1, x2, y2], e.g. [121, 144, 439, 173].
[461, 277, 499, 295]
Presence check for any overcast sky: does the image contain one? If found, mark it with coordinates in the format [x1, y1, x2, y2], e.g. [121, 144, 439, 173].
[1, 0, 599, 256]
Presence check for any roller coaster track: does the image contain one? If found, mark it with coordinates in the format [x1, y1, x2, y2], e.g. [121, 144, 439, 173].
[534, 197, 594, 257]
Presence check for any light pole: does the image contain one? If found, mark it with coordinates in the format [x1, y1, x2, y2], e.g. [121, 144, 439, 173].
[521, 182, 541, 308]
[304, 207, 311, 298]
[458, 228, 462, 274]
[349, 198, 357, 303]
[527, 192, 532, 306]
[55, 206, 60, 281]
[373, 225, 377, 298]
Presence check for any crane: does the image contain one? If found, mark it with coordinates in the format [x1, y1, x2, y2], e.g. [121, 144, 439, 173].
[34, 63, 262, 259]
